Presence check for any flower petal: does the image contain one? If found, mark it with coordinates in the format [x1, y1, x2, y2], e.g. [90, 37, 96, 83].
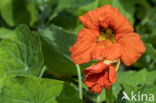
[79, 10, 99, 29]
[79, 5, 111, 29]
[70, 28, 99, 64]
[102, 72, 111, 90]
[92, 42, 121, 60]
[102, 43, 121, 60]
[118, 33, 145, 66]
[83, 73, 103, 88]
[108, 65, 117, 84]
[91, 44, 105, 60]
[99, 7, 134, 34]
[83, 63, 108, 75]
[90, 84, 103, 94]
[113, 14, 134, 34]
[70, 41, 95, 64]
[77, 28, 98, 41]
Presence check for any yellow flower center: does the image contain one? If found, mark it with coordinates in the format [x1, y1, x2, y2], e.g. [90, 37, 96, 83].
[98, 28, 115, 42]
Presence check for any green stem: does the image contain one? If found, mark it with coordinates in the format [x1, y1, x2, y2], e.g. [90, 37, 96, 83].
[106, 86, 113, 103]
[76, 64, 83, 100]
[39, 66, 46, 78]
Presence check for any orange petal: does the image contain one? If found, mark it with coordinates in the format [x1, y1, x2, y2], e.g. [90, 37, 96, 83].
[91, 44, 105, 60]
[90, 84, 103, 94]
[92, 42, 121, 60]
[99, 7, 134, 34]
[113, 14, 134, 34]
[83, 73, 103, 88]
[79, 5, 112, 30]
[102, 43, 121, 60]
[70, 41, 95, 64]
[118, 33, 145, 66]
[100, 72, 109, 89]
[83, 63, 108, 75]
[79, 10, 99, 29]
[96, 4, 112, 15]
[108, 65, 117, 84]
[77, 28, 98, 41]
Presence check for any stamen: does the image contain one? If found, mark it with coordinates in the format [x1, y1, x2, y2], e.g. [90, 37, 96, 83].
[98, 27, 115, 42]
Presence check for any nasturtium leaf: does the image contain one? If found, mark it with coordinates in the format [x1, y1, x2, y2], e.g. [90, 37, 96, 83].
[40, 24, 76, 57]
[58, 0, 95, 8]
[96, 90, 106, 103]
[116, 69, 156, 102]
[0, 76, 82, 103]
[117, 69, 156, 86]
[0, 0, 39, 27]
[142, 35, 156, 47]
[52, 10, 77, 31]
[77, 0, 98, 16]
[0, 69, 8, 93]
[117, 84, 156, 103]
[25, 1, 40, 28]
[97, 0, 113, 7]
[111, 69, 156, 100]
[0, 24, 43, 76]
[40, 24, 77, 76]
[117, 84, 138, 103]
[0, 28, 13, 39]
[144, 43, 156, 60]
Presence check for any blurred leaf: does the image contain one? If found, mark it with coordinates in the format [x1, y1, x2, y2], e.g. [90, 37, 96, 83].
[40, 24, 77, 77]
[117, 84, 156, 103]
[73, 24, 84, 34]
[117, 69, 156, 86]
[58, 0, 95, 8]
[0, 76, 82, 103]
[77, 0, 98, 15]
[117, 84, 139, 103]
[97, 0, 113, 7]
[0, 24, 43, 76]
[142, 35, 156, 47]
[52, 10, 77, 31]
[144, 43, 156, 60]
[26, 1, 40, 28]
[0, 28, 12, 39]
[0, 0, 39, 27]
[133, 54, 151, 70]
[111, 69, 156, 100]
[49, 0, 96, 31]
[96, 89, 106, 103]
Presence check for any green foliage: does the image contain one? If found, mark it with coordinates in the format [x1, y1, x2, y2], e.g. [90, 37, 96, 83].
[144, 43, 156, 60]
[0, 76, 82, 103]
[0, 28, 12, 39]
[0, 0, 39, 27]
[40, 24, 77, 77]
[0, 24, 82, 103]
[0, 0, 155, 102]
[0, 24, 43, 76]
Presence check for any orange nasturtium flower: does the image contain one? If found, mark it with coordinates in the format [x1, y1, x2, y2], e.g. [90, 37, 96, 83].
[83, 62, 116, 94]
[69, 5, 145, 94]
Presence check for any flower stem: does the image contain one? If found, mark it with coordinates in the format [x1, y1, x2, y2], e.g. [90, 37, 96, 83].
[76, 64, 83, 100]
[106, 86, 114, 103]
[39, 66, 46, 78]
